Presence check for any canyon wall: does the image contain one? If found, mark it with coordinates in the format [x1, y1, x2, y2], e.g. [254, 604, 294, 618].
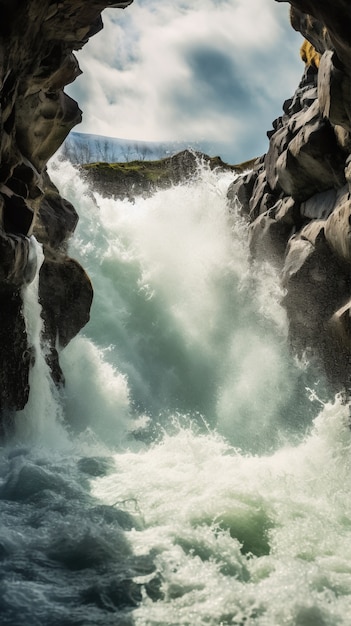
[0, 0, 350, 424]
[228, 0, 351, 395]
[0, 0, 133, 422]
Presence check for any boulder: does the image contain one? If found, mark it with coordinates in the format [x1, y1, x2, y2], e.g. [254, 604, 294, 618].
[328, 300, 351, 354]
[249, 212, 292, 265]
[272, 196, 300, 227]
[300, 189, 336, 220]
[318, 51, 351, 132]
[39, 257, 93, 385]
[278, 116, 346, 200]
[323, 299, 351, 391]
[324, 189, 351, 263]
[227, 167, 260, 216]
[249, 171, 280, 220]
[282, 230, 350, 350]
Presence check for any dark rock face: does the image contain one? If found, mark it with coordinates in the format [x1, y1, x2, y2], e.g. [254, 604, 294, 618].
[1, 0, 350, 423]
[0, 0, 133, 417]
[228, 0, 351, 393]
[81, 151, 236, 201]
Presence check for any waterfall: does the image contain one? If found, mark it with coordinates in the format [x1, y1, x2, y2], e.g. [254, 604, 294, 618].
[0, 158, 348, 626]
[14, 237, 67, 446]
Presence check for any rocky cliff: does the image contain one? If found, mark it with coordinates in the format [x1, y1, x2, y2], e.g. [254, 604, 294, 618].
[0, 0, 350, 425]
[81, 151, 236, 201]
[228, 0, 351, 396]
[0, 0, 132, 423]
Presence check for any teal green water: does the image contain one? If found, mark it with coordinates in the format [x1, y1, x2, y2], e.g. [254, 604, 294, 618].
[2, 157, 348, 626]
[51, 158, 320, 452]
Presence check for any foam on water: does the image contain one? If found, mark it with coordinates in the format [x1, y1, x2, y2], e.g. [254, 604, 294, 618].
[49, 157, 321, 452]
[14, 238, 68, 448]
[92, 398, 351, 626]
[0, 156, 346, 625]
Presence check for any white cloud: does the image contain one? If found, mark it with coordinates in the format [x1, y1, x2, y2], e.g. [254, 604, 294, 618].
[66, 0, 304, 161]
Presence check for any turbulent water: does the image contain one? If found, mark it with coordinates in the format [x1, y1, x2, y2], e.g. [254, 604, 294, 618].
[0, 157, 350, 625]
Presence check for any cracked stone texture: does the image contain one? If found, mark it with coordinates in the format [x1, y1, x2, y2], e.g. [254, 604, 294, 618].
[228, 0, 351, 393]
[1, 0, 350, 422]
[0, 0, 133, 418]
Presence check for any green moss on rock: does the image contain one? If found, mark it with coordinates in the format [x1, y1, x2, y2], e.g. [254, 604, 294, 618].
[80, 150, 239, 200]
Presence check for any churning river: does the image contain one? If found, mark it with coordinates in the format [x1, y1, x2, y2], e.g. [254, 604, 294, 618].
[0, 156, 350, 626]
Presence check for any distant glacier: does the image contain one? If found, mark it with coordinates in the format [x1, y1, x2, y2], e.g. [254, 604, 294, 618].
[60, 132, 246, 164]
[59, 131, 236, 164]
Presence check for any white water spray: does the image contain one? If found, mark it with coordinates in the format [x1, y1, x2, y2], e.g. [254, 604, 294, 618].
[14, 237, 67, 446]
[49, 157, 321, 452]
[0, 158, 348, 626]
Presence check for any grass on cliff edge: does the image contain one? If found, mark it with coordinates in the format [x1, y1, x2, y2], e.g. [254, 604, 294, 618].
[81, 159, 174, 184]
[80, 153, 257, 185]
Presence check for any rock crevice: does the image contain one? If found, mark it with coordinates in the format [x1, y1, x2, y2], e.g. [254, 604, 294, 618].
[228, 1, 351, 393]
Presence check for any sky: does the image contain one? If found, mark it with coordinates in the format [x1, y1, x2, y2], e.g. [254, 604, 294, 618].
[66, 0, 304, 163]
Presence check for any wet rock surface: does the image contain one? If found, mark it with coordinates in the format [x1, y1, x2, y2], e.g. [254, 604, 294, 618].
[1, 0, 350, 418]
[81, 150, 236, 201]
[0, 1, 132, 416]
[228, 0, 351, 393]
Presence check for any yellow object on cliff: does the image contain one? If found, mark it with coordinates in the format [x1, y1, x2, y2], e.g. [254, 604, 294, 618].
[300, 39, 321, 69]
